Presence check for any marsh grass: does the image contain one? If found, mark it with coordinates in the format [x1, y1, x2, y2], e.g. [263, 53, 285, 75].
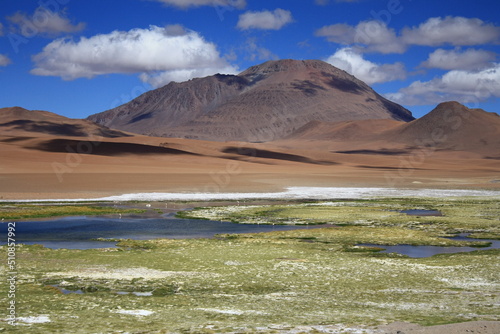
[183, 198, 500, 237]
[1, 197, 498, 333]
[3, 237, 499, 333]
[0, 204, 146, 220]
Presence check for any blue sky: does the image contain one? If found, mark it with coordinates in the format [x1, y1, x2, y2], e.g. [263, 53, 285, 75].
[1, 0, 499, 119]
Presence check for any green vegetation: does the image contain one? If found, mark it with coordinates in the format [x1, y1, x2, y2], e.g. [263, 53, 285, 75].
[0, 204, 146, 220]
[181, 198, 500, 237]
[0, 197, 498, 333]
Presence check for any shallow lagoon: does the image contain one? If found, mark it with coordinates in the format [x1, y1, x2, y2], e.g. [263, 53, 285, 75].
[0, 215, 330, 249]
[361, 233, 500, 258]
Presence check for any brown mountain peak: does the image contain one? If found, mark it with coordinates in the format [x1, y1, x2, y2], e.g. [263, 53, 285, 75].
[88, 59, 414, 142]
[382, 101, 500, 154]
[240, 59, 338, 76]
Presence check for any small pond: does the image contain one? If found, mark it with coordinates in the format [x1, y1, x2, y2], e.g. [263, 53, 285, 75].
[0, 215, 331, 249]
[400, 209, 443, 216]
[360, 234, 500, 258]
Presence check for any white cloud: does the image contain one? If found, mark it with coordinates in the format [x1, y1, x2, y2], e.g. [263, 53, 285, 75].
[402, 16, 500, 47]
[0, 54, 12, 66]
[151, 0, 246, 9]
[31, 25, 238, 87]
[326, 47, 406, 85]
[0, 23, 4, 36]
[316, 20, 405, 54]
[386, 64, 500, 105]
[316, 16, 500, 54]
[421, 48, 497, 71]
[237, 9, 293, 30]
[315, 23, 355, 44]
[7, 7, 85, 37]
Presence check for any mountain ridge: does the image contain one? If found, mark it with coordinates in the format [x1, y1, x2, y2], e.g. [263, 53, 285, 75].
[88, 59, 414, 142]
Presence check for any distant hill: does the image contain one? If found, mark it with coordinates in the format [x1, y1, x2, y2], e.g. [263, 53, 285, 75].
[284, 101, 500, 158]
[0, 106, 130, 138]
[87, 59, 414, 142]
[382, 101, 500, 154]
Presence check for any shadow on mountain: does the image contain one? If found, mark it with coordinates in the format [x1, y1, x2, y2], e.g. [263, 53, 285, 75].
[130, 112, 154, 124]
[291, 80, 326, 96]
[31, 139, 199, 156]
[0, 120, 130, 138]
[223, 147, 337, 165]
[335, 149, 409, 155]
[322, 72, 366, 94]
[0, 136, 35, 143]
[215, 73, 249, 87]
[356, 165, 430, 170]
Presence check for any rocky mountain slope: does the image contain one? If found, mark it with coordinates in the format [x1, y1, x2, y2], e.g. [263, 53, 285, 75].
[88, 59, 413, 142]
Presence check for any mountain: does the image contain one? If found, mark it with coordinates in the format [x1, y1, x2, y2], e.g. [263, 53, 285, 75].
[0, 106, 130, 138]
[88, 59, 414, 142]
[283, 101, 500, 157]
[381, 101, 500, 154]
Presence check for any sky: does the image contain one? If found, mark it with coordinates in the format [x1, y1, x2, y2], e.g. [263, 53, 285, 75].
[1, 0, 499, 119]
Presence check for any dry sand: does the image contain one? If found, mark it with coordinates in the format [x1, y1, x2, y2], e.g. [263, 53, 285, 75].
[1, 132, 499, 200]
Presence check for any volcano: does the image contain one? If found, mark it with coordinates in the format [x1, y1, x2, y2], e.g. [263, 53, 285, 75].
[87, 59, 413, 142]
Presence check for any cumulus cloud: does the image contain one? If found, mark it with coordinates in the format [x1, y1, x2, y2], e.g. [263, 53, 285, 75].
[402, 16, 500, 47]
[316, 20, 405, 54]
[0, 54, 12, 66]
[316, 16, 500, 54]
[237, 9, 293, 30]
[151, 0, 246, 9]
[7, 7, 85, 37]
[326, 47, 406, 85]
[386, 64, 500, 105]
[421, 48, 497, 71]
[31, 25, 238, 87]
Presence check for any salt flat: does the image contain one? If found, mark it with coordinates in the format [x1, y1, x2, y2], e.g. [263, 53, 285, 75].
[6, 186, 499, 202]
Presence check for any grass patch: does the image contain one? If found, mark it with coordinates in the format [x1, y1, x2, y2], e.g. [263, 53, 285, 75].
[0, 204, 146, 220]
[3, 235, 499, 333]
[182, 198, 500, 237]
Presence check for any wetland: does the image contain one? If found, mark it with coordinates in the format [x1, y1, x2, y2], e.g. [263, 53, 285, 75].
[0, 196, 499, 333]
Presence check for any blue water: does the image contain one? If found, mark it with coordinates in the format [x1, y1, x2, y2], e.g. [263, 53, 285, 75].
[360, 234, 500, 258]
[401, 209, 443, 216]
[0, 215, 329, 249]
